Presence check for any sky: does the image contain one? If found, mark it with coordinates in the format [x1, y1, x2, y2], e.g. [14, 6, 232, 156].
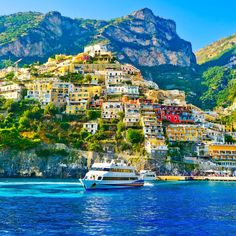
[0, 0, 236, 51]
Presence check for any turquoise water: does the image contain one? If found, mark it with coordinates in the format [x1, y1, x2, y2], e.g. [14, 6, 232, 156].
[0, 179, 235, 235]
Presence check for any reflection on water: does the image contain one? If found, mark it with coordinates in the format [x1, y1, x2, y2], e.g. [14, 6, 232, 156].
[0, 179, 235, 235]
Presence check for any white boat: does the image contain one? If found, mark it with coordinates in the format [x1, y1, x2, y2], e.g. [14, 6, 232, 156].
[140, 170, 156, 181]
[80, 161, 144, 190]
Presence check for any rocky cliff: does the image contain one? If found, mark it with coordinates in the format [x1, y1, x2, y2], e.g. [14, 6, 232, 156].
[0, 8, 196, 67]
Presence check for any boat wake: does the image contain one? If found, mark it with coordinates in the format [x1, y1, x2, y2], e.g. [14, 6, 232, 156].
[144, 182, 155, 187]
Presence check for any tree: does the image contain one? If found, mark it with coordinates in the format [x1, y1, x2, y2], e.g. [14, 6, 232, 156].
[18, 116, 30, 131]
[5, 72, 14, 80]
[88, 143, 103, 152]
[126, 129, 144, 144]
[44, 103, 58, 116]
[85, 74, 92, 83]
[86, 110, 101, 120]
[225, 135, 236, 143]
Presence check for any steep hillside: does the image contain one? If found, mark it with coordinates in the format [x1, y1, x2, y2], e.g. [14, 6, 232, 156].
[196, 33, 236, 67]
[200, 66, 236, 109]
[0, 8, 196, 67]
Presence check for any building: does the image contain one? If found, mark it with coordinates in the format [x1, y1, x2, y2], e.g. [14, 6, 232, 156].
[106, 84, 124, 95]
[101, 102, 123, 119]
[166, 124, 205, 142]
[51, 82, 73, 106]
[123, 103, 140, 127]
[65, 85, 101, 114]
[145, 138, 168, 156]
[121, 63, 141, 75]
[0, 82, 23, 100]
[142, 116, 164, 139]
[192, 110, 206, 123]
[153, 104, 193, 124]
[208, 144, 236, 169]
[83, 122, 98, 134]
[84, 44, 108, 57]
[123, 85, 139, 97]
[73, 53, 91, 64]
[25, 80, 53, 105]
[105, 70, 125, 84]
[139, 99, 154, 116]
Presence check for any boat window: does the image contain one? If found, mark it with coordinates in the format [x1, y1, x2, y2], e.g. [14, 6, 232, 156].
[103, 177, 138, 180]
[97, 176, 102, 180]
[110, 168, 133, 173]
[91, 167, 133, 172]
[91, 167, 110, 171]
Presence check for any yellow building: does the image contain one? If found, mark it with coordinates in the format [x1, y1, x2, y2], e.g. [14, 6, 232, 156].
[166, 124, 205, 142]
[25, 81, 53, 105]
[51, 82, 73, 106]
[209, 144, 236, 160]
[57, 63, 75, 74]
[55, 54, 72, 62]
[208, 144, 236, 168]
[74, 63, 121, 73]
[73, 53, 91, 63]
[65, 85, 102, 114]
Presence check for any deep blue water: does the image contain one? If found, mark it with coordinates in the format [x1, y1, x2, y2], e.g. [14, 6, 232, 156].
[0, 180, 235, 235]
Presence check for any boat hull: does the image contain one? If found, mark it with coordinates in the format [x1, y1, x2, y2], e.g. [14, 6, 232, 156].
[80, 179, 144, 190]
[143, 177, 156, 181]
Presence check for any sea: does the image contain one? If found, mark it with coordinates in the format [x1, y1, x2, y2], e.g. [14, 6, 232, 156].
[0, 179, 235, 235]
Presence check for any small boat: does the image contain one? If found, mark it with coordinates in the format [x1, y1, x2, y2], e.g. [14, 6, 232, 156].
[140, 170, 156, 181]
[80, 161, 144, 190]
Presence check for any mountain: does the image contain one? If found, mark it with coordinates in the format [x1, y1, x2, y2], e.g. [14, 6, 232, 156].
[0, 8, 196, 67]
[196, 33, 236, 67]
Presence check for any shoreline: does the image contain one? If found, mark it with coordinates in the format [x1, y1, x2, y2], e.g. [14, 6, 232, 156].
[157, 176, 236, 181]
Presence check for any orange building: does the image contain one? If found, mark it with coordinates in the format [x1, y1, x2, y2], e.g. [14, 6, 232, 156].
[208, 144, 236, 168]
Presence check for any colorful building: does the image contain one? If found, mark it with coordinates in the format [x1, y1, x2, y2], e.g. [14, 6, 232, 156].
[25, 80, 54, 105]
[166, 124, 205, 142]
[208, 144, 236, 169]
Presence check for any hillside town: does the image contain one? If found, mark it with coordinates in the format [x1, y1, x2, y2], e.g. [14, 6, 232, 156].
[0, 44, 236, 175]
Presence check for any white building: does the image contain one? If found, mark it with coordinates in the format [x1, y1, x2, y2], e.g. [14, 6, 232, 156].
[145, 138, 168, 155]
[106, 84, 124, 95]
[83, 122, 98, 134]
[123, 85, 139, 96]
[192, 110, 206, 123]
[124, 103, 140, 126]
[0, 82, 22, 100]
[105, 70, 125, 85]
[84, 44, 108, 57]
[142, 116, 164, 139]
[102, 102, 123, 119]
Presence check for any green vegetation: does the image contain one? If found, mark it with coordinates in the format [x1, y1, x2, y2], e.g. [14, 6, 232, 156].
[196, 33, 236, 65]
[35, 148, 69, 157]
[0, 12, 43, 45]
[0, 59, 14, 69]
[59, 73, 84, 83]
[200, 66, 236, 109]
[0, 97, 142, 153]
[126, 129, 144, 144]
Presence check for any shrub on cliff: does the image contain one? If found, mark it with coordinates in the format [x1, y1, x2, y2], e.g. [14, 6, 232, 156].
[126, 129, 144, 144]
